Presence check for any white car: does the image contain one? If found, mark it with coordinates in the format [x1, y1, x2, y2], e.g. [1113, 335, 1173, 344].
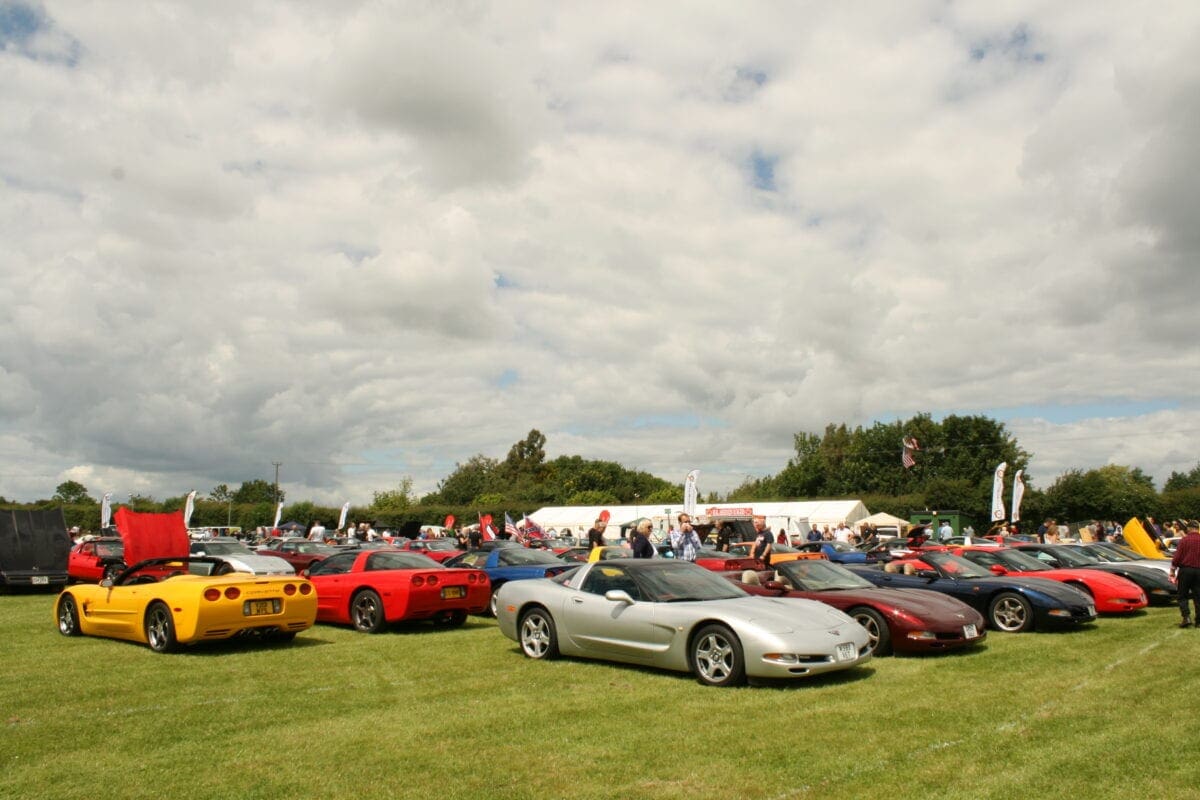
[189, 538, 294, 576]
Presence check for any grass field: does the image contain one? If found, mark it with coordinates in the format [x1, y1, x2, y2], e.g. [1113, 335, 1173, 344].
[2, 589, 1198, 800]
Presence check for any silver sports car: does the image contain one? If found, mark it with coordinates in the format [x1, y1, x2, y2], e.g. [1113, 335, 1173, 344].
[495, 559, 872, 686]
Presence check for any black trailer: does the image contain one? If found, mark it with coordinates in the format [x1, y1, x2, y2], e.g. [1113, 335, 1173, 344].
[0, 508, 71, 588]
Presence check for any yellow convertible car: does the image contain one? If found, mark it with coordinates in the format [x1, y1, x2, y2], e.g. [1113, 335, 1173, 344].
[54, 557, 317, 653]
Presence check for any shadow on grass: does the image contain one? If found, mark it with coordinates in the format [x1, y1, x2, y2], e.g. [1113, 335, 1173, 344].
[499, 642, 879, 689]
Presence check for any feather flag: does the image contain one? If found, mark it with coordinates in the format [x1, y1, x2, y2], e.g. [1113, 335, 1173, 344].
[479, 513, 496, 541]
[901, 437, 920, 469]
[1011, 469, 1025, 523]
[683, 469, 699, 516]
[100, 492, 112, 529]
[183, 490, 197, 528]
[444, 514, 455, 529]
[991, 462, 1008, 522]
[337, 502, 351, 530]
[272, 501, 283, 529]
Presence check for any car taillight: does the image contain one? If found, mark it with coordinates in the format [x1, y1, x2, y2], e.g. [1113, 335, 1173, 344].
[412, 576, 425, 587]
[224, 587, 241, 600]
[299, 583, 312, 595]
[426, 574, 438, 586]
[283, 583, 296, 596]
[204, 588, 221, 601]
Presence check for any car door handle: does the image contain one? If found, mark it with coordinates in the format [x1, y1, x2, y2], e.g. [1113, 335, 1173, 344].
[572, 597, 583, 604]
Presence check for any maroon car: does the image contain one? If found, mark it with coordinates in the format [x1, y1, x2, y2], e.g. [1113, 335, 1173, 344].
[394, 538, 465, 564]
[257, 540, 340, 573]
[728, 559, 986, 656]
[68, 537, 125, 583]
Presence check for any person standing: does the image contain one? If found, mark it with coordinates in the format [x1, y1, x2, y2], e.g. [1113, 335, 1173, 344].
[308, 520, 326, 542]
[1170, 520, 1200, 628]
[670, 514, 702, 562]
[750, 516, 773, 568]
[714, 521, 732, 552]
[586, 518, 608, 551]
[631, 520, 655, 558]
[938, 520, 953, 543]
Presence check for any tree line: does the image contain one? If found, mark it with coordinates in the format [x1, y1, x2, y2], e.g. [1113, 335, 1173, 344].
[5, 420, 1199, 533]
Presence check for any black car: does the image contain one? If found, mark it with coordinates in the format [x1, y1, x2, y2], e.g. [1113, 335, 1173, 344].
[1013, 543, 1177, 607]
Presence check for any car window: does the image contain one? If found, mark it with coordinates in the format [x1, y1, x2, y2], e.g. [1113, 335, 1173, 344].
[580, 565, 641, 600]
[366, 552, 441, 571]
[963, 550, 1001, 567]
[308, 553, 357, 575]
[498, 548, 563, 566]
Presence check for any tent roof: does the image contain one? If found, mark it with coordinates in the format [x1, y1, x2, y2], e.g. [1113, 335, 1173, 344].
[855, 511, 908, 529]
[529, 500, 870, 532]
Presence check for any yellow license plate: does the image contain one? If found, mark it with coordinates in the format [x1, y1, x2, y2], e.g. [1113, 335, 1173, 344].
[244, 599, 278, 616]
[441, 586, 465, 599]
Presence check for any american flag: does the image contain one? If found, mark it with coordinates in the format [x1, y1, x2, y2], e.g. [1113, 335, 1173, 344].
[504, 513, 520, 540]
[902, 436, 920, 469]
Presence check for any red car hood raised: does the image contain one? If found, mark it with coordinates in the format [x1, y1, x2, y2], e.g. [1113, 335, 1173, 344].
[113, 507, 190, 566]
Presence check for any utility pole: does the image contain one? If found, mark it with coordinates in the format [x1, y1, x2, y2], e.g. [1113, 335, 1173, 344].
[272, 461, 282, 505]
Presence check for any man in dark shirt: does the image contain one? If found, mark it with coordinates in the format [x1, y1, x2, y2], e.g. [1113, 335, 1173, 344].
[1170, 520, 1200, 628]
[750, 515, 772, 567]
[714, 521, 732, 552]
[631, 520, 655, 558]
[586, 519, 608, 551]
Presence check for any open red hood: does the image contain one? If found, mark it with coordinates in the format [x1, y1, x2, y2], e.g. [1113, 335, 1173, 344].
[113, 507, 189, 565]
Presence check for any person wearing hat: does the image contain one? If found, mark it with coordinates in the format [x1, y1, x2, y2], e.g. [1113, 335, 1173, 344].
[1170, 520, 1200, 628]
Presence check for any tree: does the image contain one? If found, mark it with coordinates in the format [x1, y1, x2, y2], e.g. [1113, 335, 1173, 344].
[424, 455, 499, 505]
[1044, 465, 1159, 521]
[209, 484, 234, 503]
[372, 477, 415, 512]
[233, 479, 282, 505]
[1164, 463, 1200, 492]
[52, 480, 93, 505]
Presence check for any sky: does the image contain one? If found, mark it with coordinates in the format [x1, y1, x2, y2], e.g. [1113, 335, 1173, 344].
[2, 1, 1198, 507]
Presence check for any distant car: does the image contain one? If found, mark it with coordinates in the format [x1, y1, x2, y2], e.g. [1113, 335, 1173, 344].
[189, 538, 295, 575]
[951, 547, 1147, 613]
[444, 548, 574, 615]
[495, 559, 872, 686]
[728, 559, 986, 656]
[55, 557, 316, 652]
[727, 542, 823, 564]
[1013, 543, 1177, 606]
[1074, 543, 1173, 577]
[394, 538, 465, 563]
[847, 551, 1097, 633]
[257, 539, 341, 572]
[691, 548, 763, 573]
[68, 537, 125, 583]
[796, 541, 873, 564]
[306, 550, 490, 632]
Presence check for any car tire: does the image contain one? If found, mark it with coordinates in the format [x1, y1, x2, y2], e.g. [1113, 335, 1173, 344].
[518, 607, 559, 659]
[350, 589, 386, 633]
[690, 624, 746, 687]
[849, 606, 892, 656]
[988, 592, 1033, 632]
[57, 593, 82, 636]
[145, 601, 179, 653]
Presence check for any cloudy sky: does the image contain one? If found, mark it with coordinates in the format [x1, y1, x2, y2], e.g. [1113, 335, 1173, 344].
[2, 1, 1198, 507]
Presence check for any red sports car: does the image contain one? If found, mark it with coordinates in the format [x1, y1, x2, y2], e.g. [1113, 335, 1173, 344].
[729, 559, 986, 656]
[67, 537, 125, 583]
[692, 548, 762, 573]
[257, 540, 340, 573]
[394, 538, 465, 563]
[306, 549, 491, 632]
[951, 546, 1147, 613]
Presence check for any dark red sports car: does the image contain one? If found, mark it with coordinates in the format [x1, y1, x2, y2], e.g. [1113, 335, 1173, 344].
[306, 549, 491, 632]
[394, 538, 465, 563]
[728, 559, 986, 656]
[257, 540, 340, 573]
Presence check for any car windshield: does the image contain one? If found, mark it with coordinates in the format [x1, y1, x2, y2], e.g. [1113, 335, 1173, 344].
[825, 541, 855, 552]
[1037, 546, 1095, 567]
[192, 541, 253, 555]
[697, 549, 739, 561]
[776, 560, 872, 590]
[1082, 544, 1133, 563]
[920, 551, 994, 579]
[498, 548, 564, 566]
[995, 549, 1052, 571]
[631, 563, 748, 602]
[95, 541, 123, 557]
[419, 539, 458, 551]
[366, 551, 443, 570]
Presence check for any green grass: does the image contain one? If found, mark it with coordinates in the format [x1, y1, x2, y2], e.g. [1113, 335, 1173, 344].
[2, 591, 1199, 800]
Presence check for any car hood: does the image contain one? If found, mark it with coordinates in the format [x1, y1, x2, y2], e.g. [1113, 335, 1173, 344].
[217, 554, 296, 575]
[980, 575, 1091, 604]
[868, 587, 981, 619]
[113, 507, 189, 565]
[713, 596, 858, 633]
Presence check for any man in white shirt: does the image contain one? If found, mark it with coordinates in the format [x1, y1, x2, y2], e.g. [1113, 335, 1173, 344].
[308, 521, 326, 542]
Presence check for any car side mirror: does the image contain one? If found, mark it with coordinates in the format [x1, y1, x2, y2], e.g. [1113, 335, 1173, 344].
[989, 564, 1008, 575]
[604, 590, 635, 604]
[100, 577, 114, 589]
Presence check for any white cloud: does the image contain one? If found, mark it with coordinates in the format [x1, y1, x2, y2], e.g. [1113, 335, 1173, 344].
[1, 1, 1198, 506]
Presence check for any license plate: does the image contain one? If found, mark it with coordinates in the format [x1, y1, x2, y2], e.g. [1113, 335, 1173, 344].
[31, 575, 48, 585]
[836, 642, 855, 662]
[244, 599, 279, 617]
[441, 586, 464, 599]
[963, 623, 978, 639]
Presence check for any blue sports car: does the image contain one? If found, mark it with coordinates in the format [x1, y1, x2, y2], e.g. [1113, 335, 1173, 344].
[444, 548, 574, 615]
[846, 550, 1097, 632]
[796, 541, 871, 564]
